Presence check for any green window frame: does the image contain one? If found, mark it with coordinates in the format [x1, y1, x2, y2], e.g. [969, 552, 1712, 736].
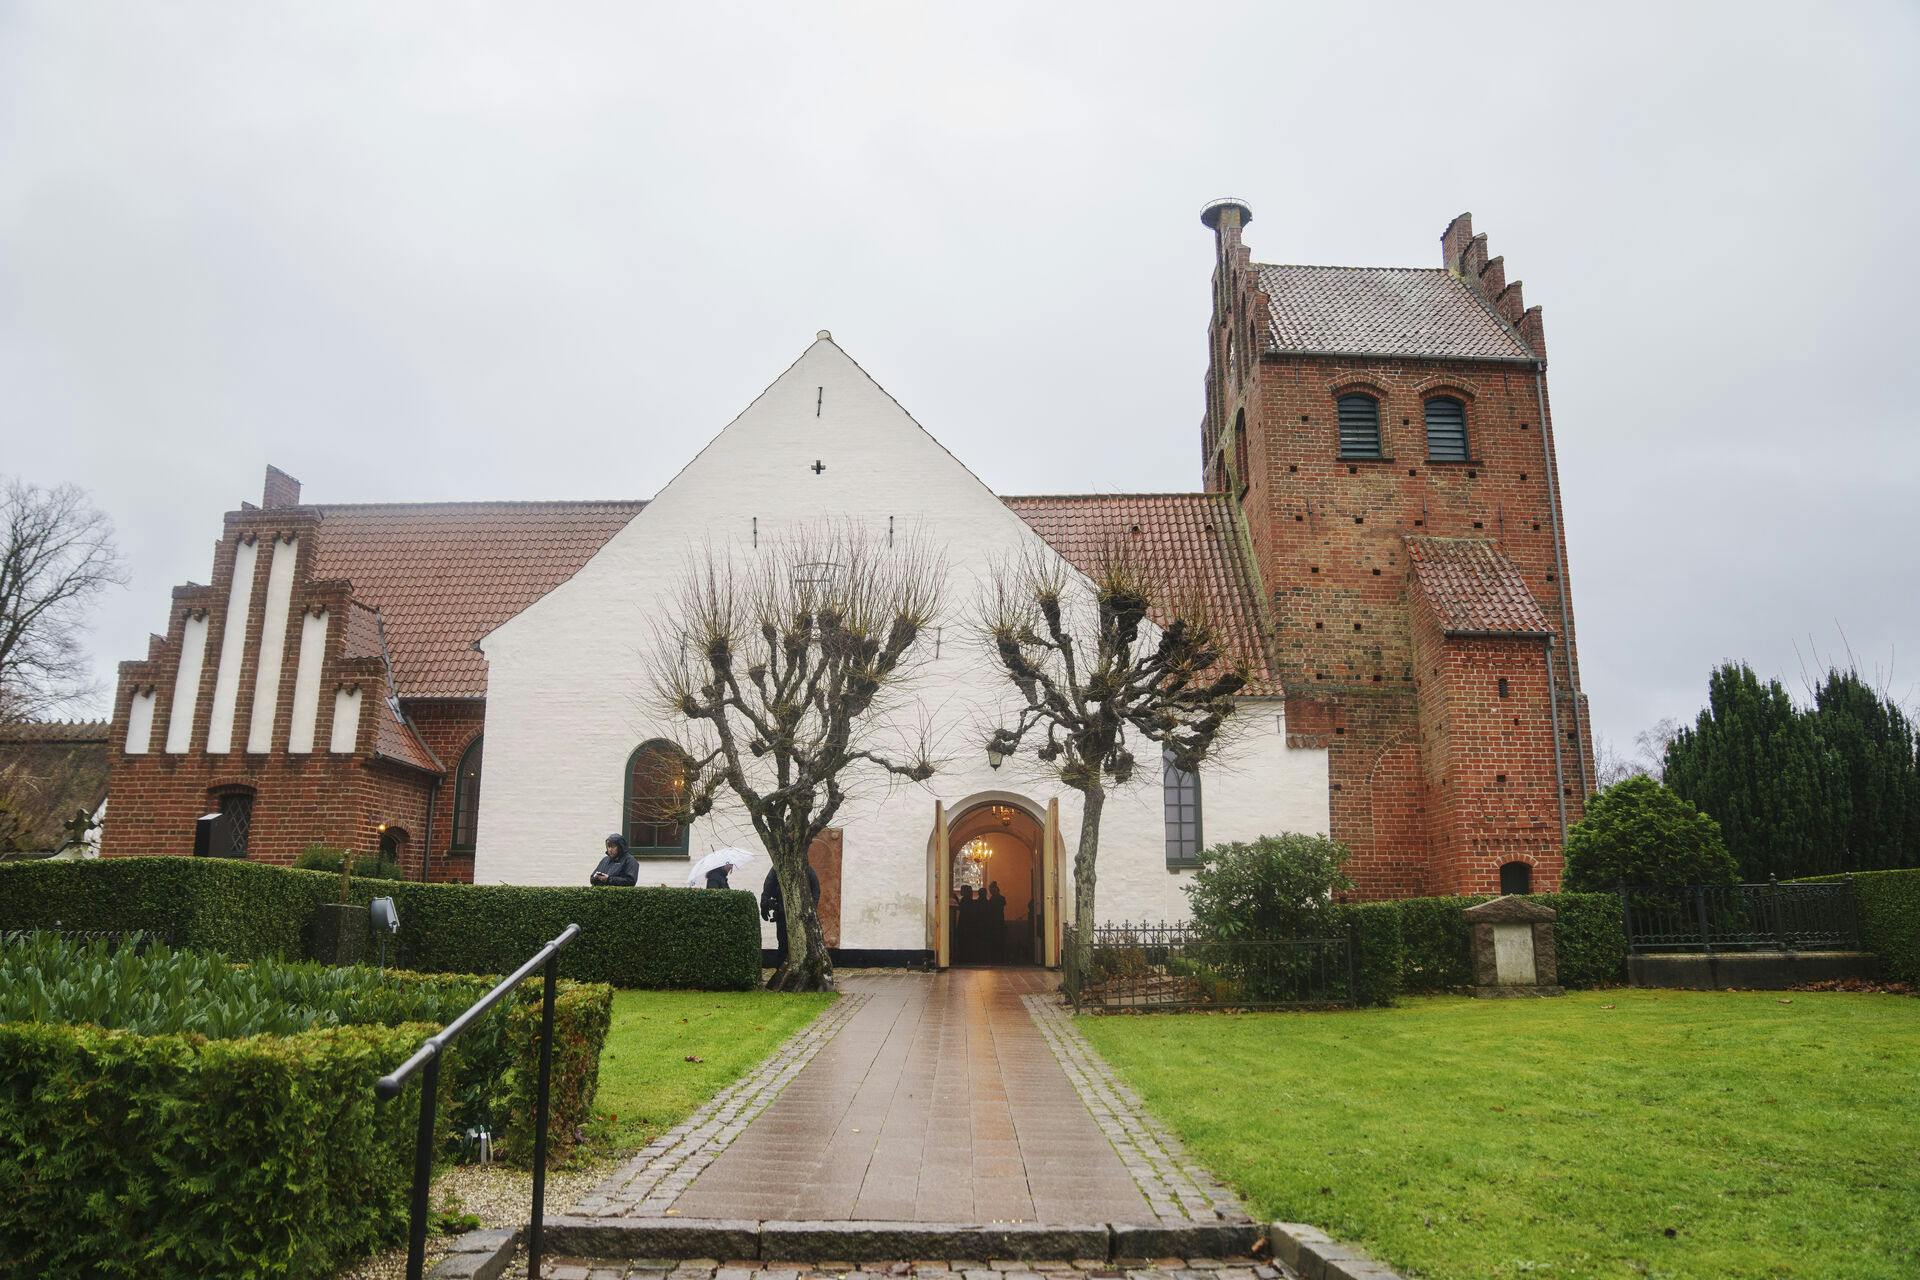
[449, 734, 482, 853]
[625, 739, 692, 857]
[1424, 395, 1470, 462]
[1337, 393, 1383, 459]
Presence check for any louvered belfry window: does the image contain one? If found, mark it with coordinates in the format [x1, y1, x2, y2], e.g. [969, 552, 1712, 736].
[1336, 394, 1382, 459]
[1425, 396, 1469, 462]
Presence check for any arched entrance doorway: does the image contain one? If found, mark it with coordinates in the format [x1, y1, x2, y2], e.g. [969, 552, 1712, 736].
[943, 796, 1049, 967]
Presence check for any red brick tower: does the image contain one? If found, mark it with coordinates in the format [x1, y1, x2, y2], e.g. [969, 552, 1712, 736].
[1199, 200, 1593, 897]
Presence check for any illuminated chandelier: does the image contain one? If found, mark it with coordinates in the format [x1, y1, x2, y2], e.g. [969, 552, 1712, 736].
[989, 804, 1015, 827]
[962, 837, 994, 865]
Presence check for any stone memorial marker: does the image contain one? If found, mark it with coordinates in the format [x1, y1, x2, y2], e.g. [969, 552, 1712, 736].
[1462, 895, 1562, 997]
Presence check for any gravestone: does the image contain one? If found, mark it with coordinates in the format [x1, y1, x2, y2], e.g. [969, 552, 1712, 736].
[1462, 895, 1562, 997]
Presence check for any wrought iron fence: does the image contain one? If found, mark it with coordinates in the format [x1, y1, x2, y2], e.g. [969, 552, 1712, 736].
[1062, 921, 1354, 1012]
[1618, 878, 1859, 954]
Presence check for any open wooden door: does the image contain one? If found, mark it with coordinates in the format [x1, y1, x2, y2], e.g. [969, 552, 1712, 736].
[926, 800, 950, 968]
[1042, 797, 1064, 967]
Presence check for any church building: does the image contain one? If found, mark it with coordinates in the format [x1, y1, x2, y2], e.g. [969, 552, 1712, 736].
[102, 204, 1592, 961]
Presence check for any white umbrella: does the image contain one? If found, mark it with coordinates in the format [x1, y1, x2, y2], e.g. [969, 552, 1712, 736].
[687, 846, 761, 888]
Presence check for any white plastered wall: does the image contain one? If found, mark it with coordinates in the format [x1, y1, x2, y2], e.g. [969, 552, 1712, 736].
[205, 538, 258, 754]
[478, 337, 1330, 947]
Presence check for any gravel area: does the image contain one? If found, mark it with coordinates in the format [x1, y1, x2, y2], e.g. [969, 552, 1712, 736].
[334, 1156, 621, 1280]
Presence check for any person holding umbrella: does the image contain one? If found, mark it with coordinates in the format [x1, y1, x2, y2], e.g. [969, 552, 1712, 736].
[591, 834, 638, 886]
[687, 846, 759, 890]
[760, 861, 821, 958]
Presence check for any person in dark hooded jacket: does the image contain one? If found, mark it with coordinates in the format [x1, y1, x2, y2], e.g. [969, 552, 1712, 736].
[760, 863, 821, 957]
[591, 834, 639, 886]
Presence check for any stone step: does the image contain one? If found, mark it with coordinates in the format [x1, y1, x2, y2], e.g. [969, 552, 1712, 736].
[533, 1218, 1263, 1264]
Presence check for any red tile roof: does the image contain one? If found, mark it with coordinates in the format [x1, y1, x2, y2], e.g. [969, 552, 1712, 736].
[1255, 264, 1534, 361]
[1002, 493, 1280, 696]
[1405, 537, 1552, 636]
[372, 693, 443, 774]
[307, 501, 645, 698]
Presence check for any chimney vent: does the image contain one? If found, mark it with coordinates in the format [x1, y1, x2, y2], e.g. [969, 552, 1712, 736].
[263, 465, 301, 510]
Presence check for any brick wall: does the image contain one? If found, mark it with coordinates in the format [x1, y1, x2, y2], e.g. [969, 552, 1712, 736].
[1206, 206, 1592, 898]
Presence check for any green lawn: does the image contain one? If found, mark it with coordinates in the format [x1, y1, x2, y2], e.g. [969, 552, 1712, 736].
[1078, 990, 1919, 1280]
[585, 988, 834, 1156]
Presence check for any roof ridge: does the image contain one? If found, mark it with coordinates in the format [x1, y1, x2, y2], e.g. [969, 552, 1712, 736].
[313, 498, 648, 512]
[1000, 491, 1224, 501]
[1255, 262, 1449, 275]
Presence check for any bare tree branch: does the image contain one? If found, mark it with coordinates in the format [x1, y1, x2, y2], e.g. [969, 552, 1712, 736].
[645, 522, 945, 991]
[0, 477, 128, 722]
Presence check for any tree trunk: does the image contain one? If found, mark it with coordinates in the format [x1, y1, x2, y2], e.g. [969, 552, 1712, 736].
[767, 850, 836, 992]
[1067, 786, 1105, 983]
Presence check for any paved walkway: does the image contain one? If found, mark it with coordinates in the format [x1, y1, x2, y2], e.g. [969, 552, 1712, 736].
[574, 970, 1246, 1227]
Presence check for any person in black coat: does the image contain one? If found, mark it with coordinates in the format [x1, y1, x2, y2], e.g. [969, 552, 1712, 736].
[761, 863, 821, 958]
[591, 833, 638, 886]
[704, 864, 732, 890]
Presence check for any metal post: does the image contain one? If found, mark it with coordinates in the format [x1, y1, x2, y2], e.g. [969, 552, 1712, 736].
[1770, 875, 1788, 952]
[1694, 885, 1714, 955]
[1844, 873, 1860, 949]
[527, 952, 559, 1278]
[1616, 882, 1633, 955]
[405, 1052, 439, 1280]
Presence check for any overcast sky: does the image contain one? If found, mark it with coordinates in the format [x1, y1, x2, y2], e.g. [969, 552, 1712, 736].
[3, 1, 1916, 759]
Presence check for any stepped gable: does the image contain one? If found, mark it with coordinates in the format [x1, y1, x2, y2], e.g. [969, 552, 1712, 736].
[1405, 536, 1553, 636]
[1255, 263, 1534, 361]
[1002, 492, 1280, 696]
[306, 500, 646, 698]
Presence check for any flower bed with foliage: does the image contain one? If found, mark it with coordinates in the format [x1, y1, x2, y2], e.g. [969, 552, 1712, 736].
[0, 857, 761, 989]
[0, 933, 613, 1278]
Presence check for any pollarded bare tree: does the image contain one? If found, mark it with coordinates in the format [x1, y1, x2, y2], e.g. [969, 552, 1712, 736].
[0, 477, 128, 722]
[980, 543, 1246, 977]
[649, 525, 944, 992]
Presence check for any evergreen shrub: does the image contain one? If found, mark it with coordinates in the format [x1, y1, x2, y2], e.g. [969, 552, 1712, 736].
[1563, 775, 1739, 891]
[0, 858, 761, 989]
[1800, 868, 1920, 984]
[293, 844, 404, 881]
[0, 1018, 424, 1279]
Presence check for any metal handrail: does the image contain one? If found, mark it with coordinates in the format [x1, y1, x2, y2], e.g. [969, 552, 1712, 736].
[375, 922, 580, 1280]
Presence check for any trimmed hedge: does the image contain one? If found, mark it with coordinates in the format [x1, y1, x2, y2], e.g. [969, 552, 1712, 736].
[0, 1018, 424, 1279]
[340, 879, 762, 990]
[1801, 868, 1920, 984]
[1332, 901, 1404, 1007]
[0, 857, 333, 960]
[0, 858, 761, 989]
[1357, 891, 1628, 995]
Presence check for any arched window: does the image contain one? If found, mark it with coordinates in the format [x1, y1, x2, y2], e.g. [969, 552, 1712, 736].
[1163, 749, 1202, 867]
[625, 739, 691, 855]
[450, 735, 483, 853]
[1424, 395, 1469, 462]
[379, 824, 410, 869]
[1336, 393, 1382, 459]
[1499, 861, 1533, 895]
[1232, 409, 1250, 495]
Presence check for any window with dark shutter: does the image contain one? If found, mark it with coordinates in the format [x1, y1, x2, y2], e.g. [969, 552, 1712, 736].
[1425, 396, 1468, 461]
[1499, 861, 1533, 894]
[1232, 409, 1249, 494]
[214, 789, 253, 857]
[1163, 749, 1202, 866]
[1337, 394, 1382, 459]
[450, 735, 483, 852]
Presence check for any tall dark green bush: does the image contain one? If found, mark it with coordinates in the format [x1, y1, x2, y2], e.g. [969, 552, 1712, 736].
[0, 1019, 424, 1279]
[1808, 671, 1920, 871]
[1331, 901, 1403, 1006]
[1664, 663, 1849, 878]
[1563, 775, 1739, 891]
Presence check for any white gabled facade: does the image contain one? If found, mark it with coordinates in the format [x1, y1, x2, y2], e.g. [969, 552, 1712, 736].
[478, 335, 1328, 953]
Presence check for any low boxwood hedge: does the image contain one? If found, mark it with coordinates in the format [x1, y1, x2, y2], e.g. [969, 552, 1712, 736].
[1801, 868, 1920, 984]
[0, 1018, 424, 1279]
[0, 858, 761, 989]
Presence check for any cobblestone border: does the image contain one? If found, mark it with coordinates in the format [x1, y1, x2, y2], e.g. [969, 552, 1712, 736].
[572, 993, 874, 1219]
[1021, 995, 1249, 1226]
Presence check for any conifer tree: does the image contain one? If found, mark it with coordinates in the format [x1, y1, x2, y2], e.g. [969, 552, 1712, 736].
[1662, 663, 1848, 879]
[1809, 670, 1920, 871]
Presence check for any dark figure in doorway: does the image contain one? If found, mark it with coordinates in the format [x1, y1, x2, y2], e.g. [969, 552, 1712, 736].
[985, 882, 1006, 965]
[956, 885, 978, 965]
[760, 864, 821, 958]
